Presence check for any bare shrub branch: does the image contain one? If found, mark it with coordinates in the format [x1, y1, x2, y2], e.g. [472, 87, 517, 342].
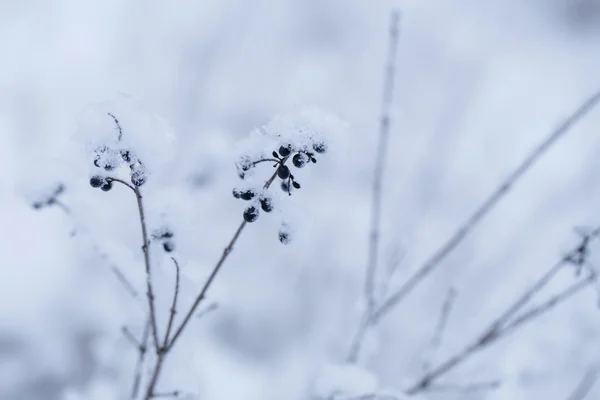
[373, 88, 600, 324]
[365, 9, 401, 315]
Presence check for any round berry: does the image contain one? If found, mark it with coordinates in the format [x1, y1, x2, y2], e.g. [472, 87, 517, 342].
[313, 141, 327, 154]
[32, 202, 43, 210]
[104, 163, 115, 171]
[101, 181, 113, 192]
[240, 190, 256, 201]
[243, 206, 259, 223]
[278, 230, 291, 245]
[232, 188, 242, 199]
[277, 165, 290, 179]
[292, 153, 307, 168]
[278, 145, 292, 157]
[260, 197, 273, 212]
[281, 180, 292, 193]
[131, 169, 147, 187]
[90, 176, 104, 188]
[163, 241, 174, 252]
[121, 150, 132, 163]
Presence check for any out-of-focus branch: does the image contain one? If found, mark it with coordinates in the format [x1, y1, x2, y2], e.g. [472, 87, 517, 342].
[373, 88, 600, 324]
[365, 9, 401, 316]
[405, 231, 599, 394]
[566, 368, 599, 400]
[422, 288, 457, 372]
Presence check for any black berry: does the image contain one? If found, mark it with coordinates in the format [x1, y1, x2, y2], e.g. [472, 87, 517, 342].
[281, 180, 292, 193]
[163, 241, 174, 252]
[277, 165, 290, 179]
[278, 145, 292, 157]
[32, 202, 43, 210]
[240, 190, 256, 201]
[233, 188, 242, 199]
[93, 157, 101, 168]
[279, 230, 291, 245]
[90, 176, 104, 188]
[101, 181, 113, 192]
[313, 142, 327, 154]
[243, 206, 259, 222]
[292, 153, 307, 168]
[260, 197, 273, 212]
[121, 150, 132, 163]
[292, 181, 301, 189]
[104, 163, 115, 171]
[131, 169, 147, 187]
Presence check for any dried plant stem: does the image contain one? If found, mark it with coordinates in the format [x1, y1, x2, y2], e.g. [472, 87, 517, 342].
[142, 161, 285, 399]
[373, 88, 600, 324]
[109, 177, 161, 352]
[405, 233, 598, 394]
[365, 9, 401, 314]
[163, 258, 180, 348]
[130, 318, 151, 399]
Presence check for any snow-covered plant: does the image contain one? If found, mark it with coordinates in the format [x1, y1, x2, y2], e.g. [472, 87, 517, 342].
[58, 103, 343, 399]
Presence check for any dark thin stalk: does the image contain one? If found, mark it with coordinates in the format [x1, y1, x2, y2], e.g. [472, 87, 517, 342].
[163, 258, 181, 348]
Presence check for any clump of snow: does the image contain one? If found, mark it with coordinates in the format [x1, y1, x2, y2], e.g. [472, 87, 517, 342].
[74, 94, 177, 184]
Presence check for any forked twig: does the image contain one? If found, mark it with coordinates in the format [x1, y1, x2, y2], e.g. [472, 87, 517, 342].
[405, 232, 599, 394]
[373, 88, 600, 324]
[108, 177, 161, 352]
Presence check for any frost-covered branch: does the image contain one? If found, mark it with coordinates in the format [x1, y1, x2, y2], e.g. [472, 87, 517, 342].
[163, 257, 180, 348]
[405, 230, 600, 394]
[372, 87, 600, 324]
[365, 9, 401, 314]
[130, 318, 151, 399]
[107, 177, 161, 352]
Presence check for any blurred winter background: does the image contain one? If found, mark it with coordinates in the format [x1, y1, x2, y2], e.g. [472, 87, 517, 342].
[2, 0, 600, 399]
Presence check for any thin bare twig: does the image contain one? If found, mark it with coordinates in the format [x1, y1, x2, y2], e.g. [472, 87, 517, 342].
[566, 368, 599, 400]
[405, 232, 599, 394]
[365, 9, 401, 315]
[196, 302, 219, 319]
[107, 112, 123, 142]
[122, 326, 141, 348]
[131, 318, 151, 399]
[163, 258, 181, 348]
[151, 391, 180, 398]
[373, 88, 600, 324]
[422, 288, 457, 372]
[426, 380, 501, 393]
[109, 177, 161, 352]
[142, 158, 288, 399]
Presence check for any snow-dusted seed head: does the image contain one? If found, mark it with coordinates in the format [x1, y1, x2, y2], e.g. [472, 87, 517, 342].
[231, 109, 345, 243]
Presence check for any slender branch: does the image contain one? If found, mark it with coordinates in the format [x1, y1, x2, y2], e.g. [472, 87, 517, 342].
[151, 391, 180, 398]
[163, 258, 181, 348]
[426, 380, 501, 393]
[365, 9, 401, 315]
[373, 88, 600, 323]
[405, 234, 598, 395]
[196, 302, 219, 319]
[131, 318, 151, 399]
[499, 275, 594, 337]
[107, 112, 123, 142]
[110, 265, 139, 298]
[566, 368, 599, 400]
[109, 177, 161, 352]
[422, 288, 457, 372]
[142, 160, 287, 399]
[122, 326, 141, 348]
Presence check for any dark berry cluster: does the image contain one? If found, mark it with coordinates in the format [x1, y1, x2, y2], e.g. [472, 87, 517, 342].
[152, 228, 175, 253]
[232, 138, 327, 244]
[232, 188, 274, 223]
[92, 146, 148, 188]
[89, 113, 148, 188]
[31, 183, 65, 210]
[89, 175, 113, 192]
